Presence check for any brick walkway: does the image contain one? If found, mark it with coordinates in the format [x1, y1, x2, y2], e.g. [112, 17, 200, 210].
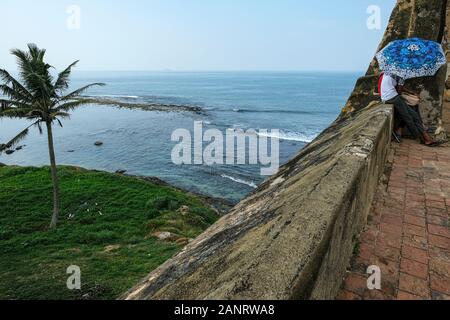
[338, 139, 450, 300]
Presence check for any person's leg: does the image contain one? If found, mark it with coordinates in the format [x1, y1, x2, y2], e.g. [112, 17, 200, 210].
[397, 119, 405, 135]
[392, 110, 404, 143]
[406, 106, 437, 144]
[412, 106, 425, 125]
[394, 109, 405, 130]
[387, 96, 423, 139]
[408, 106, 424, 127]
[407, 107, 424, 132]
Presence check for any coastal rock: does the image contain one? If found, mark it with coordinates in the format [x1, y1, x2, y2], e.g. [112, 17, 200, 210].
[103, 245, 121, 253]
[5, 150, 15, 155]
[67, 150, 75, 153]
[94, 141, 104, 146]
[152, 231, 190, 246]
[15, 146, 23, 151]
[115, 169, 127, 174]
[174, 237, 191, 246]
[153, 231, 176, 241]
[178, 205, 190, 216]
[77, 97, 203, 114]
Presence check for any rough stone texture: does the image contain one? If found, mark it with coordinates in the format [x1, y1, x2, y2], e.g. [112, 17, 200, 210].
[122, 104, 393, 300]
[342, 0, 448, 134]
[338, 141, 450, 300]
[442, 0, 450, 133]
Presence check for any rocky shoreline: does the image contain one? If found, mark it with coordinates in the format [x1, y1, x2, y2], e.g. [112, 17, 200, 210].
[77, 97, 204, 114]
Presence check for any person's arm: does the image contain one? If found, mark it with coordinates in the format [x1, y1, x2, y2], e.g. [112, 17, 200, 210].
[397, 85, 419, 96]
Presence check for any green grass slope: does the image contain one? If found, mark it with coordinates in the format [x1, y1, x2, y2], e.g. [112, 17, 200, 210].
[0, 165, 218, 300]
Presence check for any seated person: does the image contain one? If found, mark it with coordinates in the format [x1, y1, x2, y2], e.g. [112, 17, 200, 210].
[380, 73, 441, 147]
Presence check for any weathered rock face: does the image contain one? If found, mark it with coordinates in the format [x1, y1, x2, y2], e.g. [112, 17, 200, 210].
[122, 0, 448, 300]
[343, 0, 448, 134]
[442, 0, 450, 133]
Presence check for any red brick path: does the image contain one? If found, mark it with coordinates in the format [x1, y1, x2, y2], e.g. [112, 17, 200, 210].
[338, 139, 450, 300]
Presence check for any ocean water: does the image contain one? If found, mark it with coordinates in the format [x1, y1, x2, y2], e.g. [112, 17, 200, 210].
[0, 72, 359, 202]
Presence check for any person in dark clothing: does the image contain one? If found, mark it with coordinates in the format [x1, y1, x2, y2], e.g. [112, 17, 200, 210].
[387, 95, 424, 138]
[380, 73, 441, 147]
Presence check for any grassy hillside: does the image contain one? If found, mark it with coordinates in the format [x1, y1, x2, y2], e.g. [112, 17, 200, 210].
[0, 165, 218, 300]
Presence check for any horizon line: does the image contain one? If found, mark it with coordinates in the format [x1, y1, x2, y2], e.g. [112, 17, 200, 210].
[74, 69, 366, 73]
[3, 68, 366, 74]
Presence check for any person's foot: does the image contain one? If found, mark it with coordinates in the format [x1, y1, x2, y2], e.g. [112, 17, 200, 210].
[424, 140, 446, 147]
[422, 132, 438, 146]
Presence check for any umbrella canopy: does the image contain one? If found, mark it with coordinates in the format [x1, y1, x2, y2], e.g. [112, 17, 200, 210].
[376, 38, 447, 80]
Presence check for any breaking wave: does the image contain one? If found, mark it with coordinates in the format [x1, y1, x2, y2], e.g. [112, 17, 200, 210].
[221, 174, 258, 189]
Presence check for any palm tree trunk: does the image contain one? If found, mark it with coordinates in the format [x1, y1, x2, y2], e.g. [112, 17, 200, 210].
[46, 121, 61, 229]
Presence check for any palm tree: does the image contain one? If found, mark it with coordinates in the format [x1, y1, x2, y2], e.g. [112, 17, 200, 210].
[0, 44, 104, 229]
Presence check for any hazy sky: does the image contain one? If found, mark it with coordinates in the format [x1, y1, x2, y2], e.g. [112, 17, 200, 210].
[1, 0, 396, 71]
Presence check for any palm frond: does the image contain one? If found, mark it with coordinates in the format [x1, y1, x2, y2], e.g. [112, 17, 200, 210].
[54, 60, 79, 92]
[10, 48, 34, 84]
[28, 71, 54, 101]
[11, 46, 54, 100]
[0, 107, 34, 119]
[53, 99, 93, 113]
[35, 121, 43, 134]
[55, 118, 64, 128]
[0, 99, 33, 110]
[27, 109, 46, 118]
[52, 111, 70, 119]
[59, 83, 105, 101]
[29, 44, 54, 85]
[0, 124, 32, 152]
[27, 44, 44, 60]
[0, 69, 33, 102]
[0, 84, 31, 103]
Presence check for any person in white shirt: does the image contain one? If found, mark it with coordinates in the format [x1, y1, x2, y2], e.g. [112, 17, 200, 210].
[380, 73, 440, 147]
[380, 74, 405, 101]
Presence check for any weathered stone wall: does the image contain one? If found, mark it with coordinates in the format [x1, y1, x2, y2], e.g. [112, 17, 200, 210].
[122, 0, 448, 300]
[442, 0, 450, 133]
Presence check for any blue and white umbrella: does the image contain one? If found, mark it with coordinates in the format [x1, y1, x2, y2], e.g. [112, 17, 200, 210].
[376, 38, 447, 79]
